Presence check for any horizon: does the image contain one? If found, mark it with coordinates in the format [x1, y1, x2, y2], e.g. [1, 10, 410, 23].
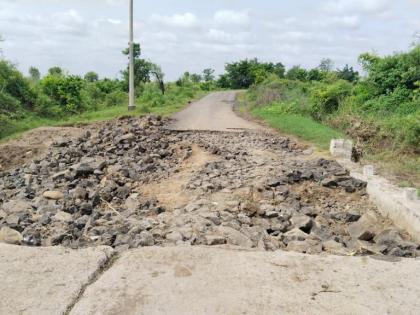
[1, 0, 419, 80]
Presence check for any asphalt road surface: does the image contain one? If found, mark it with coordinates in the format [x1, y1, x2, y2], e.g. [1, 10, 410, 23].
[167, 91, 261, 132]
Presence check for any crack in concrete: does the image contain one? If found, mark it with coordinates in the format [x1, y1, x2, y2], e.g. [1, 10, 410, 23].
[63, 249, 120, 315]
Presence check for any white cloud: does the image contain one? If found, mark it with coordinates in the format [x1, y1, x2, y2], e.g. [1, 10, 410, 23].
[276, 31, 311, 41]
[150, 13, 198, 28]
[214, 10, 250, 26]
[206, 29, 248, 43]
[318, 15, 361, 29]
[52, 10, 87, 35]
[154, 31, 178, 42]
[107, 18, 122, 25]
[322, 0, 390, 15]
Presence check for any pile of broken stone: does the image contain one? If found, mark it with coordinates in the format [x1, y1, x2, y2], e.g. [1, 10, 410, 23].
[0, 116, 418, 258]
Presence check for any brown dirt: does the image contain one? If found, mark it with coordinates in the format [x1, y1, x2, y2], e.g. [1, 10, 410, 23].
[138, 144, 219, 209]
[0, 126, 85, 171]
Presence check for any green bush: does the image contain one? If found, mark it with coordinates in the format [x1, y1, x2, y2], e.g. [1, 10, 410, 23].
[0, 60, 36, 111]
[104, 90, 127, 107]
[41, 75, 86, 114]
[309, 80, 352, 120]
[386, 112, 420, 149]
[0, 91, 21, 115]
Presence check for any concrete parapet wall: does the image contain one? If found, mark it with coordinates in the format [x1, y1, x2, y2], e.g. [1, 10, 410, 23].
[332, 140, 420, 243]
[330, 139, 353, 160]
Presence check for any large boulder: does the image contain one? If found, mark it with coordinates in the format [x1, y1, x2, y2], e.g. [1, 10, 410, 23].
[0, 226, 23, 245]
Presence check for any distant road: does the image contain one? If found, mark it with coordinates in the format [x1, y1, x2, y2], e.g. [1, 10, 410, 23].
[167, 91, 261, 132]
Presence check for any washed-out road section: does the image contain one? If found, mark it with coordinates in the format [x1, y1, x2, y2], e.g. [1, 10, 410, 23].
[1, 92, 420, 315]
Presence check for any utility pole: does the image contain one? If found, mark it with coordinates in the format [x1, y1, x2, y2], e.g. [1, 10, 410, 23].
[128, 0, 135, 111]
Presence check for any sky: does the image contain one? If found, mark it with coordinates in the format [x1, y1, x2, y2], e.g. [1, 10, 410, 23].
[0, 0, 419, 80]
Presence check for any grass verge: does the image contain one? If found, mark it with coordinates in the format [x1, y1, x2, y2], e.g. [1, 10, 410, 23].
[252, 107, 344, 150]
[1, 90, 206, 143]
[236, 92, 343, 151]
[237, 92, 420, 190]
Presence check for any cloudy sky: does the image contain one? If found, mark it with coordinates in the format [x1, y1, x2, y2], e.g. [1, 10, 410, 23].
[1, 0, 419, 80]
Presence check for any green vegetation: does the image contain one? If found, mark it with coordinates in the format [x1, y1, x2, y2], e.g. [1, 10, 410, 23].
[0, 42, 212, 140]
[239, 46, 420, 185]
[216, 59, 285, 89]
[252, 110, 343, 150]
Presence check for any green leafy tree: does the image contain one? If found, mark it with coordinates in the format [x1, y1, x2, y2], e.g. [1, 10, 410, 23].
[203, 68, 215, 82]
[221, 59, 286, 88]
[216, 74, 230, 89]
[191, 74, 202, 83]
[318, 58, 334, 72]
[84, 71, 99, 82]
[286, 66, 308, 81]
[48, 66, 63, 77]
[306, 68, 325, 81]
[272, 62, 286, 78]
[29, 67, 41, 82]
[336, 65, 359, 82]
[122, 42, 151, 90]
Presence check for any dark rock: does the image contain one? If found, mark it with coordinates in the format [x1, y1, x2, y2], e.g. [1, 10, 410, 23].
[347, 212, 379, 242]
[80, 202, 93, 215]
[291, 215, 313, 233]
[74, 164, 94, 178]
[330, 212, 361, 223]
[75, 215, 90, 229]
[321, 178, 338, 188]
[116, 186, 130, 199]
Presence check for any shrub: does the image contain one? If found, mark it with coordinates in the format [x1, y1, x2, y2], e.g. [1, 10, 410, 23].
[41, 75, 86, 114]
[104, 91, 127, 107]
[0, 60, 36, 110]
[309, 80, 352, 120]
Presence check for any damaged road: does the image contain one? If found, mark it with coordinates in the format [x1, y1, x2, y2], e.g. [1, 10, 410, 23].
[1, 91, 420, 315]
[0, 93, 418, 257]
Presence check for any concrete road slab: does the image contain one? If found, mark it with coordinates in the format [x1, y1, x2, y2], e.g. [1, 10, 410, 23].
[71, 246, 420, 315]
[167, 92, 261, 132]
[0, 244, 113, 315]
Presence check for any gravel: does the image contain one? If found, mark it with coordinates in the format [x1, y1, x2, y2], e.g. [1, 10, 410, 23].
[0, 116, 418, 257]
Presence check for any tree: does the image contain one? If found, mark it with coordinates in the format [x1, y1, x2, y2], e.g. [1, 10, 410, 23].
[29, 67, 41, 82]
[202, 68, 215, 82]
[286, 66, 308, 81]
[273, 62, 286, 78]
[336, 65, 359, 82]
[122, 43, 141, 59]
[216, 74, 230, 88]
[149, 63, 165, 95]
[190, 74, 202, 83]
[84, 71, 99, 82]
[122, 42, 151, 90]
[307, 68, 325, 81]
[319, 58, 334, 72]
[48, 67, 63, 77]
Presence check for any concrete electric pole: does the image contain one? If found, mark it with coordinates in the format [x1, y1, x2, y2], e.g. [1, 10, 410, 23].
[128, 0, 135, 111]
